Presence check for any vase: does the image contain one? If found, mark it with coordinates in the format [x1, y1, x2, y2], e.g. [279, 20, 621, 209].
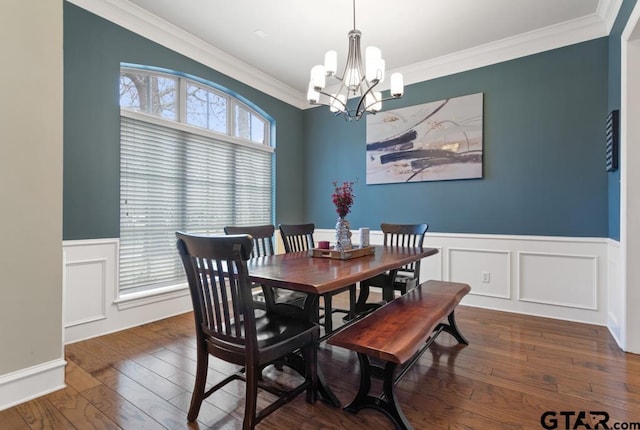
[334, 217, 353, 251]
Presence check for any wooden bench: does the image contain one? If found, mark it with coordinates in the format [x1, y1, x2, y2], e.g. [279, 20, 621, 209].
[327, 280, 471, 430]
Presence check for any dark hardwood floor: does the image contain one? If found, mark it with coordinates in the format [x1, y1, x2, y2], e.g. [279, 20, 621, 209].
[3, 292, 640, 429]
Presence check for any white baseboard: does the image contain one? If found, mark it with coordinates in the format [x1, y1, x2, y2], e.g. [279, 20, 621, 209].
[0, 359, 66, 412]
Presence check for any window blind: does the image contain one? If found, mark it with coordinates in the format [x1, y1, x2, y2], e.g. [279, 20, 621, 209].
[120, 116, 272, 293]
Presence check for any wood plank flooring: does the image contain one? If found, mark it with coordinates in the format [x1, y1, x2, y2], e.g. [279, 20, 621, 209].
[3, 294, 640, 429]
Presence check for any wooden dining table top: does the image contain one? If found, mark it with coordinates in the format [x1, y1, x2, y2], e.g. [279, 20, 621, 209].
[247, 245, 439, 295]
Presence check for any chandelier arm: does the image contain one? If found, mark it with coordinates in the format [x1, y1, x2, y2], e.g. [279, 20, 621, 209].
[354, 79, 379, 116]
[362, 94, 403, 116]
[316, 89, 349, 111]
[378, 94, 403, 102]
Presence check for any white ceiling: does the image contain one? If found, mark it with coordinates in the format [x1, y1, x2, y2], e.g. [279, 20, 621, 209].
[70, 0, 620, 108]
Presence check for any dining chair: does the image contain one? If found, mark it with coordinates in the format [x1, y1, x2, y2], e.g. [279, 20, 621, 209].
[278, 223, 356, 335]
[356, 223, 429, 313]
[224, 224, 307, 314]
[176, 232, 319, 429]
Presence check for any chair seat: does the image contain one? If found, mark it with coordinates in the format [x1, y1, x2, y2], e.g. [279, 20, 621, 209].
[363, 271, 418, 289]
[206, 314, 319, 366]
[252, 285, 307, 308]
[273, 289, 308, 307]
[356, 223, 429, 313]
[255, 314, 318, 349]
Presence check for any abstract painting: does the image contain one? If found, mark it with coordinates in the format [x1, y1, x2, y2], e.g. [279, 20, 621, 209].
[366, 93, 483, 184]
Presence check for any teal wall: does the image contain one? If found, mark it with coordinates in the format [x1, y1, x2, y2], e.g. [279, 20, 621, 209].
[303, 39, 610, 237]
[607, 0, 638, 241]
[65, 2, 619, 240]
[63, 2, 304, 240]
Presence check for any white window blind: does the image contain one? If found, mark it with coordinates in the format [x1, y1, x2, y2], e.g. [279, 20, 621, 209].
[120, 115, 272, 293]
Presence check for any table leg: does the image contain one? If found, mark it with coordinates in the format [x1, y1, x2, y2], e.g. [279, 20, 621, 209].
[355, 283, 371, 314]
[302, 294, 342, 407]
[382, 269, 399, 303]
[355, 269, 400, 315]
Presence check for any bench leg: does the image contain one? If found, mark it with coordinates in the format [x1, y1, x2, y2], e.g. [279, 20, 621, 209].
[439, 310, 469, 345]
[344, 353, 413, 430]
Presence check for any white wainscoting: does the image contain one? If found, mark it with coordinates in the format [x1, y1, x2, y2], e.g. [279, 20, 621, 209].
[316, 229, 610, 326]
[63, 239, 193, 344]
[62, 234, 620, 346]
[607, 239, 623, 348]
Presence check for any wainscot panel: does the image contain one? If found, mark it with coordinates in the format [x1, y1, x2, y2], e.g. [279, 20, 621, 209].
[315, 229, 609, 326]
[62, 234, 616, 345]
[63, 239, 193, 344]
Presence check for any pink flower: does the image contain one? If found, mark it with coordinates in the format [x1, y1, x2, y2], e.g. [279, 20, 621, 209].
[332, 180, 355, 218]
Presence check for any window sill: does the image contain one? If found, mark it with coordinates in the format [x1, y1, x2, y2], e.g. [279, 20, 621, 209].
[115, 283, 190, 310]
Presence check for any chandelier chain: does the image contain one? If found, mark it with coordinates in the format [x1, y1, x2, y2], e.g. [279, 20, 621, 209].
[352, 0, 356, 31]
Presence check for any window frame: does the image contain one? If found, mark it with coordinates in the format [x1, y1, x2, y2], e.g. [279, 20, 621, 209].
[120, 64, 272, 148]
[117, 64, 275, 302]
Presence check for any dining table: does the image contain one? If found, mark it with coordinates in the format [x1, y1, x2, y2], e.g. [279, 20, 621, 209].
[247, 244, 439, 406]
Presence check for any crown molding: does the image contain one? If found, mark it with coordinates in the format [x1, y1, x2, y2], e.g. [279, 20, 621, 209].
[67, 0, 619, 111]
[597, 0, 623, 33]
[396, 12, 610, 90]
[66, 0, 307, 109]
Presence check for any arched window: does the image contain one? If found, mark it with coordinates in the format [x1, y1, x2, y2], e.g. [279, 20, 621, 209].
[119, 64, 273, 294]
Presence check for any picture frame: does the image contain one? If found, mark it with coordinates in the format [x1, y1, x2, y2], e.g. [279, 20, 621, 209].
[366, 93, 483, 184]
[606, 109, 619, 172]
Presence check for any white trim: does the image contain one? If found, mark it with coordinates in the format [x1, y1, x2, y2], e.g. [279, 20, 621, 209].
[598, 0, 624, 33]
[64, 257, 108, 327]
[62, 237, 120, 247]
[620, 0, 640, 354]
[0, 359, 66, 412]
[607, 239, 622, 348]
[121, 110, 274, 154]
[607, 237, 621, 248]
[115, 283, 190, 310]
[68, 0, 618, 109]
[447, 247, 512, 299]
[398, 13, 609, 90]
[430, 245, 444, 282]
[62, 231, 612, 344]
[517, 251, 599, 311]
[63, 239, 193, 344]
[315, 229, 608, 326]
[426, 231, 607, 244]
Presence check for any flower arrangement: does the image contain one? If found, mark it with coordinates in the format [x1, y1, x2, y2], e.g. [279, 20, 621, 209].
[332, 180, 355, 218]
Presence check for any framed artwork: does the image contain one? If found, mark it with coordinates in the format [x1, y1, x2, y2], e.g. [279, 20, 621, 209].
[606, 109, 619, 172]
[366, 92, 484, 184]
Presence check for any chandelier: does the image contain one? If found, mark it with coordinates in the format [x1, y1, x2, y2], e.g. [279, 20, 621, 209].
[306, 0, 404, 121]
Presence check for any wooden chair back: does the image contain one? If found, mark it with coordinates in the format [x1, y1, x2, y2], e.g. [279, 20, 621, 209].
[381, 223, 428, 248]
[224, 224, 275, 257]
[279, 223, 315, 253]
[176, 232, 258, 359]
[381, 223, 429, 283]
[176, 231, 319, 427]
[279, 222, 358, 333]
